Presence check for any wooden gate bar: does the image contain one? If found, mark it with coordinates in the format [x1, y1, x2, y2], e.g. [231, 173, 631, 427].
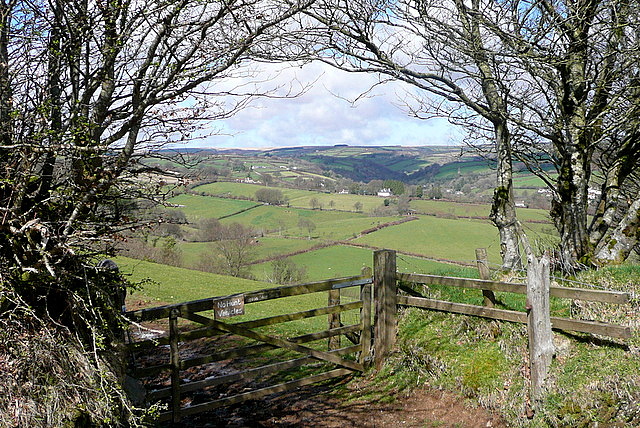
[235, 301, 363, 330]
[148, 344, 361, 401]
[126, 274, 372, 322]
[178, 324, 362, 371]
[128, 300, 365, 352]
[157, 368, 353, 422]
[132, 324, 363, 378]
[243, 278, 372, 304]
[183, 312, 364, 371]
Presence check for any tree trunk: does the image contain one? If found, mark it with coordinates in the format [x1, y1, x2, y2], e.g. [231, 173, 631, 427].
[549, 4, 597, 269]
[489, 122, 520, 270]
[551, 147, 592, 268]
[455, 0, 520, 270]
[590, 165, 623, 250]
[589, 135, 640, 262]
[594, 193, 640, 264]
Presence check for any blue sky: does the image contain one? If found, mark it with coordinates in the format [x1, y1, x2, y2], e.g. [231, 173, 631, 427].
[195, 62, 461, 149]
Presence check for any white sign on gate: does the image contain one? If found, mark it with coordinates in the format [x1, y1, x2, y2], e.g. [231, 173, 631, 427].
[213, 295, 245, 319]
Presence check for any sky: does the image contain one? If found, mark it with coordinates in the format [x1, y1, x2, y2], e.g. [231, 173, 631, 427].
[195, 62, 462, 149]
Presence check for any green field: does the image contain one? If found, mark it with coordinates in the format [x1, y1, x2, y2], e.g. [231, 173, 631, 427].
[287, 192, 384, 212]
[217, 204, 397, 240]
[410, 199, 551, 224]
[250, 244, 478, 283]
[513, 175, 547, 188]
[167, 194, 258, 220]
[178, 237, 320, 268]
[193, 181, 269, 198]
[354, 216, 502, 264]
[117, 256, 268, 305]
[193, 182, 386, 212]
[386, 157, 428, 172]
[515, 206, 552, 223]
[434, 160, 490, 179]
[410, 199, 490, 217]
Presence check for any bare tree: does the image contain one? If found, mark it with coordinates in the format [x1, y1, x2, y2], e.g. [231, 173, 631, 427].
[298, 217, 316, 239]
[197, 218, 224, 242]
[0, 1, 317, 424]
[304, 0, 640, 268]
[266, 258, 307, 284]
[214, 223, 257, 278]
[476, 0, 640, 267]
[302, 0, 522, 269]
[0, 0, 315, 323]
[310, 197, 322, 210]
[256, 188, 287, 205]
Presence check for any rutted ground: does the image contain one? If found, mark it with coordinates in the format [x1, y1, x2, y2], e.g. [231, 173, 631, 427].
[174, 376, 507, 427]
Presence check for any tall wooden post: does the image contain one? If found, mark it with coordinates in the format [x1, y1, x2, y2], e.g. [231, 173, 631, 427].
[526, 252, 554, 406]
[476, 248, 496, 307]
[373, 249, 397, 370]
[360, 266, 373, 366]
[328, 288, 341, 350]
[169, 308, 181, 423]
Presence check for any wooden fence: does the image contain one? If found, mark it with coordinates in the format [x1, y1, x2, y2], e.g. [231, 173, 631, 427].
[126, 272, 373, 423]
[372, 248, 633, 402]
[391, 256, 631, 339]
[126, 249, 633, 422]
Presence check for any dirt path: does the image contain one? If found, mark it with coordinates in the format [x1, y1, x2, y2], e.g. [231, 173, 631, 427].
[181, 380, 507, 428]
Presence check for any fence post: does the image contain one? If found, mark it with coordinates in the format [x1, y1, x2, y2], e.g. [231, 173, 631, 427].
[526, 252, 554, 406]
[169, 308, 181, 423]
[373, 249, 397, 370]
[360, 266, 373, 366]
[328, 287, 341, 350]
[476, 248, 496, 307]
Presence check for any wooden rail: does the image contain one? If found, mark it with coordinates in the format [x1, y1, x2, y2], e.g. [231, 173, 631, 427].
[397, 273, 630, 305]
[397, 296, 631, 339]
[125, 273, 372, 322]
[395, 272, 631, 339]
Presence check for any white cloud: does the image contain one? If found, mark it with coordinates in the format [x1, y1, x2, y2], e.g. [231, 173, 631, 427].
[194, 62, 461, 149]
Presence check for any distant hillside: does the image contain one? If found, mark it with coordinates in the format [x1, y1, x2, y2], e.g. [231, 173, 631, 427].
[261, 145, 481, 183]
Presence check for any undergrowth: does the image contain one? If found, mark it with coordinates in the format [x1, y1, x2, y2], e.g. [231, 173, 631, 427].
[0, 291, 150, 427]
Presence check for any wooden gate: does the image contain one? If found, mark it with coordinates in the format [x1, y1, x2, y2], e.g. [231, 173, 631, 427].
[125, 271, 373, 423]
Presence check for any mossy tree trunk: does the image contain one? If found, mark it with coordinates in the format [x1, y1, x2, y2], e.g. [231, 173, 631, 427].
[593, 195, 640, 264]
[456, 0, 520, 270]
[490, 122, 520, 270]
[551, 149, 592, 268]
